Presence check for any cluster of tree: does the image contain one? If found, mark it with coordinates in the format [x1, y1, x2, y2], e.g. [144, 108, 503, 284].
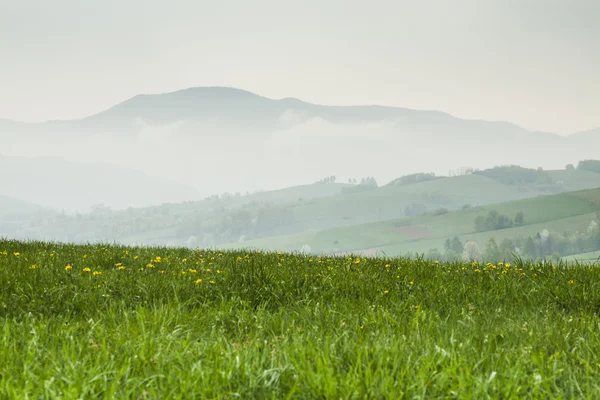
[316, 176, 337, 184]
[448, 167, 475, 177]
[340, 177, 379, 194]
[429, 208, 449, 216]
[387, 172, 438, 186]
[577, 160, 600, 174]
[481, 237, 521, 263]
[516, 219, 600, 260]
[435, 216, 600, 263]
[403, 192, 452, 217]
[424, 236, 515, 263]
[359, 177, 378, 187]
[475, 166, 554, 186]
[475, 210, 524, 232]
[404, 203, 427, 217]
[423, 236, 465, 262]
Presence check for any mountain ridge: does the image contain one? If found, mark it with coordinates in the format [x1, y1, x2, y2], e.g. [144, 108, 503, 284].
[1, 86, 596, 137]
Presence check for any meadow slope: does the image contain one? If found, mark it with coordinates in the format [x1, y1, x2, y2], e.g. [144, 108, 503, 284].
[221, 188, 600, 256]
[2, 240, 600, 398]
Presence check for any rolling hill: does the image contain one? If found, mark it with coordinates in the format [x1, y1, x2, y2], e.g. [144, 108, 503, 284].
[219, 188, 600, 258]
[10, 164, 599, 248]
[0, 155, 203, 212]
[0, 195, 43, 218]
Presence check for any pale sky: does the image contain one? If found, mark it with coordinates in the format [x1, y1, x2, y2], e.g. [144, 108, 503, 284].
[1, 0, 598, 134]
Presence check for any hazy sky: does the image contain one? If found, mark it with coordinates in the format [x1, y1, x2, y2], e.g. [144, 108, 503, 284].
[1, 0, 598, 134]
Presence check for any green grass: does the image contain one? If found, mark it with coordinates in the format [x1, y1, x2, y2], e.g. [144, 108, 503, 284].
[3, 239, 600, 398]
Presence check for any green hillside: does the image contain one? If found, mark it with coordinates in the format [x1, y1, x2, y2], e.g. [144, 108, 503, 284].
[5, 165, 600, 249]
[562, 250, 600, 263]
[0, 195, 42, 217]
[221, 188, 600, 258]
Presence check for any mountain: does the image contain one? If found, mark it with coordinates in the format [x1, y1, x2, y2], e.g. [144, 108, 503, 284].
[571, 128, 600, 140]
[0, 155, 203, 212]
[1, 87, 599, 195]
[2, 87, 594, 144]
[0, 87, 469, 135]
[0, 87, 559, 134]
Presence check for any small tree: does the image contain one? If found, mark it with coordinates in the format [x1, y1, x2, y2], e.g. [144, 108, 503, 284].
[426, 248, 443, 261]
[499, 238, 515, 261]
[515, 211, 525, 226]
[484, 237, 501, 263]
[449, 236, 464, 253]
[444, 238, 452, 252]
[524, 237, 537, 259]
[474, 215, 486, 232]
[463, 241, 482, 262]
[588, 220, 598, 234]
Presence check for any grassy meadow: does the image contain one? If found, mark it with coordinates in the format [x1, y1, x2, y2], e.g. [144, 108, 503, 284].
[2, 239, 600, 398]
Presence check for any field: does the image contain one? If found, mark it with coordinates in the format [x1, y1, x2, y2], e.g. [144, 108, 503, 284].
[562, 250, 600, 263]
[224, 188, 600, 256]
[3, 240, 600, 398]
[6, 167, 600, 249]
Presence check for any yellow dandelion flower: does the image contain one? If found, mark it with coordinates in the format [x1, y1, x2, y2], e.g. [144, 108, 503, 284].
[65, 265, 72, 271]
[117, 266, 126, 271]
[209, 280, 215, 284]
[409, 281, 414, 285]
[188, 269, 197, 274]
[568, 279, 575, 285]
[384, 290, 389, 294]
[93, 271, 102, 276]
[30, 264, 38, 269]
[195, 279, 203, 284]
[83, 267, 91, 273]
[13, 252, 20, 257]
